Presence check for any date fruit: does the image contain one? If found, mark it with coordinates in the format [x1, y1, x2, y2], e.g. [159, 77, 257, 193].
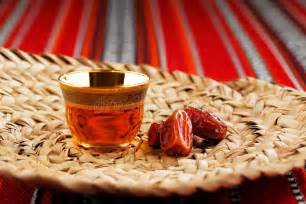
[184, 107, 227, 140]
[148, 122, 162, 147]
[160, 110, 193, 156]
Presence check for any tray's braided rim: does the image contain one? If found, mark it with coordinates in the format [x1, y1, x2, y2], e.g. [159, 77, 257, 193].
[0, 47, 304, 196]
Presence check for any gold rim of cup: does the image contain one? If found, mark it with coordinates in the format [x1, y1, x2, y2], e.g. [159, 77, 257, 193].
[58, 70, 150, 109]
[59, 70, 150, 94]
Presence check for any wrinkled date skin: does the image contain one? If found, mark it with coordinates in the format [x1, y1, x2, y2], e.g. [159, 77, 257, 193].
[148, 122, 162, 147]
[184, 107, 227, 140]
[160, 110, 193, 156]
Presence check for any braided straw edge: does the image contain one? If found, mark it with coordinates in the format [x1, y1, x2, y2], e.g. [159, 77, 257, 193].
[0, 47, 305, 196]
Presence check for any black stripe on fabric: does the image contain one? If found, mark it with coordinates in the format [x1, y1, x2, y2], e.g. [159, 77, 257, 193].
[246, 0, 306, 84]
[229, 187, 241, 204]
[287, 171, 306, 204]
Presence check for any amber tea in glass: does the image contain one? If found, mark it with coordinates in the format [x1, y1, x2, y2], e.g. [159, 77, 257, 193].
[59, 70, 149, 150]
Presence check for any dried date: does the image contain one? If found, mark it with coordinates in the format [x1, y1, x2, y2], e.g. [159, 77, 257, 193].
[148, 122, 162, 147]
[159, 110, 193, 156]
[184, 107, 227, 140]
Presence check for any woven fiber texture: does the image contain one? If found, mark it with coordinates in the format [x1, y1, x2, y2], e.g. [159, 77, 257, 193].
[0, 48, 304, 196]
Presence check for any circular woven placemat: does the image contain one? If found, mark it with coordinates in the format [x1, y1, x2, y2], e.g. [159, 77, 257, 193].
[0, 47, 305, 196]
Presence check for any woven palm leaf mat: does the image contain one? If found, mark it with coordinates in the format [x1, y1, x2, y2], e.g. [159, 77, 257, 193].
[0, 47, 305, 196]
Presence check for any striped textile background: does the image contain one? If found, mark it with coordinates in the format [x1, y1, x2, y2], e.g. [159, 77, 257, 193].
[0, 0, 306, 203]
[0, 0, 305, 88]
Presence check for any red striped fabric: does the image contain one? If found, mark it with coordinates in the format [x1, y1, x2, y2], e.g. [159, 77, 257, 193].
[3, 0, 32, 47]
[80, 0, 99, 57]
[158, 0, 198, 74]
[51, 0, 84, 55]
[0, 0, 18, 31]
[136, 0, 161, 67]
[0, 0, 305, 203]
[280, 0, 306, 33]
[183, 0, 240, 80]
[209, 0, 256, 78]
[229, 0, 301, 88]
[18, 0, 62, 53]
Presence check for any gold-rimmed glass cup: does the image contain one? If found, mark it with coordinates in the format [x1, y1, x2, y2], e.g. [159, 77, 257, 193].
[59, 70, 149, 151]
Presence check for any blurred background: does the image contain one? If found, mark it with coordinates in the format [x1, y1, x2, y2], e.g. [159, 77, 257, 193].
[0, 0, 306, 203]
[0, 0, 305, 89]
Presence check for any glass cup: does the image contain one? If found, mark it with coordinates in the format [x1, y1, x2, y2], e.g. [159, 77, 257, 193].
[59, 70, 149, 151]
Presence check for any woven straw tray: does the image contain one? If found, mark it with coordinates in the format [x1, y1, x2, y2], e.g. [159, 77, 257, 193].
[0, 47, 304, 196]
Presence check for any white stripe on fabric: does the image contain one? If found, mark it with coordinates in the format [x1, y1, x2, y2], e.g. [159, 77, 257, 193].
[249, 0, 306, 73]
[0, 0, 28, 44]
[119, 0, 136, 63]
[11, 0, 43, 48]
[73, 0, 94, 57]
[297, 196, 305, 201]
[44, 0, 71, 52]
[103, 0, 136, 63]
[293, 189, 301, 194]
[148, 0, 167, 70]
[287, 171, 306, 204]
[176, 0, 204, 76]
[203, 0, 246, 78]
[216, 0, 272, 82]
[102, 0, 119, 62]
[30, 188, 39, 204]
[237, 1, 303, 90]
